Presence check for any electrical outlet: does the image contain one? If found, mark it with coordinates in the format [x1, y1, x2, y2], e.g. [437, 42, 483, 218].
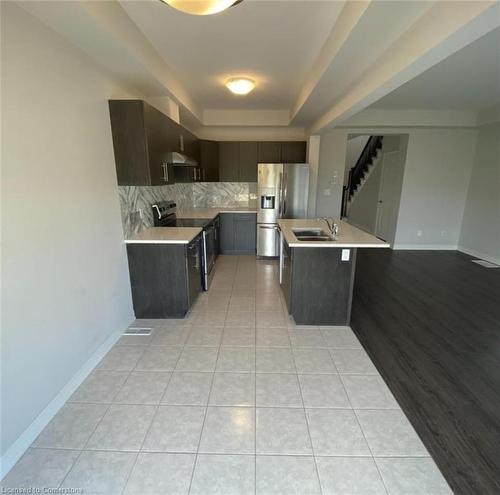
[324, 188, 331, 196]
[417, 230, 422, 237]
[441, 230, 447, 237]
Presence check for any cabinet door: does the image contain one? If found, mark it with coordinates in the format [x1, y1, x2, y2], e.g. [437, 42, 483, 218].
[281, 141, 307, 163]
[258, 141, 281, 163]
[200, 140, 219, 182]
[109, 100, 150, 185]
[239, 142, 258, 182]
[164, 116, 182, 153]
[143, 103, 174, 185]
[219, 213, 234, 253]
[219, 142, 239, 181]
[184, 129, 200, 163]
[234, 214, 257, 253]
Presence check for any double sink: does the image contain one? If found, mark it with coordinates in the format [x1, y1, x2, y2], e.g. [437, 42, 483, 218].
[292, 228, 335, 242]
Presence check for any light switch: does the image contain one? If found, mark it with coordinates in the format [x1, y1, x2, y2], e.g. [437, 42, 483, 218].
[341, 249, 350, 261]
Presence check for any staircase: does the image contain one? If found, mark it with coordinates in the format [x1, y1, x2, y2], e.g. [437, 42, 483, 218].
[341, 136, 383, 218]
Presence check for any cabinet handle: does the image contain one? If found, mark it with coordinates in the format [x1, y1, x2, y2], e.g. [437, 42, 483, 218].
[260, 225, 278, 230]
[162, 163, 167, 182]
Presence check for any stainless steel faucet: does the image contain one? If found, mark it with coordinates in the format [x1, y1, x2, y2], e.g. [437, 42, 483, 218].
[321, 218, 339, 238]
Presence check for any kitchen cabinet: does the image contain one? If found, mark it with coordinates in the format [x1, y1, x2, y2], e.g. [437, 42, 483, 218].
[238, 142, 259, 182]
[109, 100, 175, 186]
[219, 142, 239, 181]
[126, 234, 202, 318]
[280, 240, 356, 325]
[281, 141, 307, 163]
[200, 140, 220, 182]
[258, 141, 282, 163]
[219, 213, 257, 254]
[173, 166, 197, 183]
[234, 214, 257, 253]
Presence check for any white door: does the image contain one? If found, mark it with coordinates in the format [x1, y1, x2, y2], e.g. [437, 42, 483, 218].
[375, 151, 402, 243]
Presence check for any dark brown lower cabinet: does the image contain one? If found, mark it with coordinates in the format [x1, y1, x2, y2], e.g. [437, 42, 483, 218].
[281, 242, 356, 325]
[126, 235, 202, 318]
[219, 213, 257, 255]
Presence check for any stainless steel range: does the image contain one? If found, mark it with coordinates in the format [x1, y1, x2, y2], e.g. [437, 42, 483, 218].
[151, 201, 216, 290]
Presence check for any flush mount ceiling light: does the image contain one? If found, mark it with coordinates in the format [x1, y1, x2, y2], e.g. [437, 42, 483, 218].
[225, 77, 256, 95]
[161, 0, 243, 16]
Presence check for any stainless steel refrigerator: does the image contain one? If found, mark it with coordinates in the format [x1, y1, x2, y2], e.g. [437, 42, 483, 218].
[257, 163, 310, 257]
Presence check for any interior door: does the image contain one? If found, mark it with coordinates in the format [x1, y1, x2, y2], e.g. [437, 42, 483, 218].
[375, 151, 403, 243]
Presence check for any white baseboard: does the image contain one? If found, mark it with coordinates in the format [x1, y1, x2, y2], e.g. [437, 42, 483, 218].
[392, 244, 458, 250]
[0, 327, 124, 480]
[457, 245, 500, 266]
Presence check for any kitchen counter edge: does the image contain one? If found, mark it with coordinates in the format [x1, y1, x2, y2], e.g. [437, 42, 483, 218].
[278, 219, 390, 249]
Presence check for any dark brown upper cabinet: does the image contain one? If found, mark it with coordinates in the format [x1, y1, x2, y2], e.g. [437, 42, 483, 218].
[281, 141, 307, 163]
[200, 140, 220, 182]
[258, 141, 282, 163]
[219, 142, 239, 182]
[238, 142, 259, 182]
[109, 100, 177, 186]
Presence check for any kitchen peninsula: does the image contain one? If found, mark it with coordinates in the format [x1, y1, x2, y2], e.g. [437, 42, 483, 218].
[278, 218, 389, 325]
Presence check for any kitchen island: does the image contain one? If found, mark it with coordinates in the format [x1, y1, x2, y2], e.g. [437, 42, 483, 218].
[278, 219, 389, 325]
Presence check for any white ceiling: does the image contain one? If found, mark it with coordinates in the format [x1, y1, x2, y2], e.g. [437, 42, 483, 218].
[371, 27, 500, 111]
[18, 0, 500, 131]
[120, 0, 344, 110]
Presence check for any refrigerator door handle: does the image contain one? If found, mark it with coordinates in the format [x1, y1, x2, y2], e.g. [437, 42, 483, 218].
[277, 172, 283, 217]
[279, 228, 283, 284]
[282, 170, 288, 217]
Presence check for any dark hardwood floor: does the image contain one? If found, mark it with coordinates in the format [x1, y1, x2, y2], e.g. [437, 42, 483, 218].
[351, 249, 500, 495]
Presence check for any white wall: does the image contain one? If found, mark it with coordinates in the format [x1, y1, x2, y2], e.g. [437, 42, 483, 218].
[315, 129, 348, 218]
[307, 136, 321, 218]
[394, 129, 478, 248]
[1, 2, 134, 459]
[348, 159, 383, 233]
[348, 135, 408, 243]
[459, 124, 500, 264]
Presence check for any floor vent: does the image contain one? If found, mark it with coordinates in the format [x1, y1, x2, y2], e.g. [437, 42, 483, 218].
[471, 259, 499, 268]
[124, 327, 153, 336]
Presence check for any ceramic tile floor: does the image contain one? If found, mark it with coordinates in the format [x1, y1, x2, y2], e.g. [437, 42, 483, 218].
[2, 256, 453, 494]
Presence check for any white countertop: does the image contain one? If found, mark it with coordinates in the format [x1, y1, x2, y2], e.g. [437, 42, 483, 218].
[177, 207, 257, 219]
[278, 219, 390, 248]
[125, 227, 202, 244]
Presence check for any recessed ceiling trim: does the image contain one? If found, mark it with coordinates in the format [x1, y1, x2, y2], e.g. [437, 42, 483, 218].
[309, 1, 499, 134]
[290, 0, 364, 122]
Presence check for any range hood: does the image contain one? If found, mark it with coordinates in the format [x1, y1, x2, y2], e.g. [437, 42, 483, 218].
[166, 151, 198, 167]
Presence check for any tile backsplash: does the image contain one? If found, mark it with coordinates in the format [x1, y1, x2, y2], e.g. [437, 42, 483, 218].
[119, 182, 257, 238]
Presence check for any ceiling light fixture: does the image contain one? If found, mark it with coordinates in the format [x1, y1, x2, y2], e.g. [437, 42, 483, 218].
[225, 77, 255, 95]
[161, 0, 243, 16]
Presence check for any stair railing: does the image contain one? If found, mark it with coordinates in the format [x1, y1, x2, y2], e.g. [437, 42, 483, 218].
[342, 136, 383, 217]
